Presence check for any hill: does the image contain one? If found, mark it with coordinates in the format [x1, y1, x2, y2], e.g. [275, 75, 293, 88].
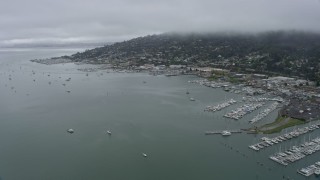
[63, 31, 320, 82]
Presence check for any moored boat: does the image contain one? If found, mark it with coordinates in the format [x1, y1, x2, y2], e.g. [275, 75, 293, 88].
[107, 130, 112, 135]
[67, 129, 74, 134]
[221, 130, 231, 136]
[315, 168, 320, 176]
[142, 153, 147, 157]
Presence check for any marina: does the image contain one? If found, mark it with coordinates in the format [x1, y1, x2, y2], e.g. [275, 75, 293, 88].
[204, 98, 237, 112]
[224, 102, 265, 120]
[249, 123, 320, 151]
[297, 161, 320, 177]
[269, 137, 320, 166]
[249, 102, 280, 124]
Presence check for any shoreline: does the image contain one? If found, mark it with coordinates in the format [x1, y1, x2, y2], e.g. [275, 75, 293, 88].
[30, 59, 320, 134]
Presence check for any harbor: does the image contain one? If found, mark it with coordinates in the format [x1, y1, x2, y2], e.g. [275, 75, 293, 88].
[224, 102, 265, 120]
[204, 98, 237, 112]
[1, 48, 320, 180]
[249, 102, 280, 124]
[297, 161, 320, 177]
[269, 137, 320, 166]
[249, 122, 320, 151]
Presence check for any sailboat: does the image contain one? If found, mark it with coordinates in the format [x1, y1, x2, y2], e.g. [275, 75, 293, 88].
[222, 99, 231, 136]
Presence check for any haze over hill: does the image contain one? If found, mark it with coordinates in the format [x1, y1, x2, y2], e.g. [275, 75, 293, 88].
[1, 0, 320, 47]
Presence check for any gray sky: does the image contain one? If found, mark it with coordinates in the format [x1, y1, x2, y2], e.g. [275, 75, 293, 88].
[1, 0, 320, 47]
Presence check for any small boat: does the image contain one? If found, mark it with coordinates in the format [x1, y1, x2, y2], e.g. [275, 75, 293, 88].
[221, 130, 231, 136]
[67, 129, 74, 134]
[107, 130, 112, 135]
[189, 98, 195, 101]
[142, 153, 147, 157]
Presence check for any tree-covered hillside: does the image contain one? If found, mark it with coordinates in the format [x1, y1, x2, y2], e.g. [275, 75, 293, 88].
[65, 31, 320, 82]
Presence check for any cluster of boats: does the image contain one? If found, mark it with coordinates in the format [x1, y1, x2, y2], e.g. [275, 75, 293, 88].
[241, 87, 266, 96]
[249, 102, 279, 124]
[247, 97, 284, 103]
[224, 102, 265, 120]
[204, 99, 237, 112]
[249, 123, 320, 151]
[298, 161, 320, 177]
[269, 137, 320, 166]
[188, 79, 230, 88]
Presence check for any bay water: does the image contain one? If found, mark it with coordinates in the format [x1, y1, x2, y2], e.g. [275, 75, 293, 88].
[0, 48, 319, 180]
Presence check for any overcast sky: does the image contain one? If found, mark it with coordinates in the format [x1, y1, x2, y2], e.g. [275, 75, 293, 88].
[1, 0, 320, 46]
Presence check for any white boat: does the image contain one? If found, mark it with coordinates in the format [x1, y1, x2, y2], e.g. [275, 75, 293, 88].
[107, 130, 111, 135]
[142, 153, 147, 157]
[221, 130, 231, 136]
[67, 129, 74, 134]
[189, 98, 195, 101]
[298, 165, 317, 177]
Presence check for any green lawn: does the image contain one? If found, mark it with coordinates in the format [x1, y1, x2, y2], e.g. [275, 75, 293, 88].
[258, 116, 305, 134]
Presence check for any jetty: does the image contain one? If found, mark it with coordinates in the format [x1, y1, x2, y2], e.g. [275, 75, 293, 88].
[205, 130, 242, 135]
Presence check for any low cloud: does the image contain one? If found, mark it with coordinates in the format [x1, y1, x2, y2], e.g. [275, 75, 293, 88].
[1, 0, 320, 47]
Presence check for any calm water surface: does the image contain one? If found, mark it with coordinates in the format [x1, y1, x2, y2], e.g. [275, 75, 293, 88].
[0, 48, 319, 180]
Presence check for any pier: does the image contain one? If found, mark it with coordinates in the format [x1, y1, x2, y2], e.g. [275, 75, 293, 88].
[205, 130, 242, 135]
